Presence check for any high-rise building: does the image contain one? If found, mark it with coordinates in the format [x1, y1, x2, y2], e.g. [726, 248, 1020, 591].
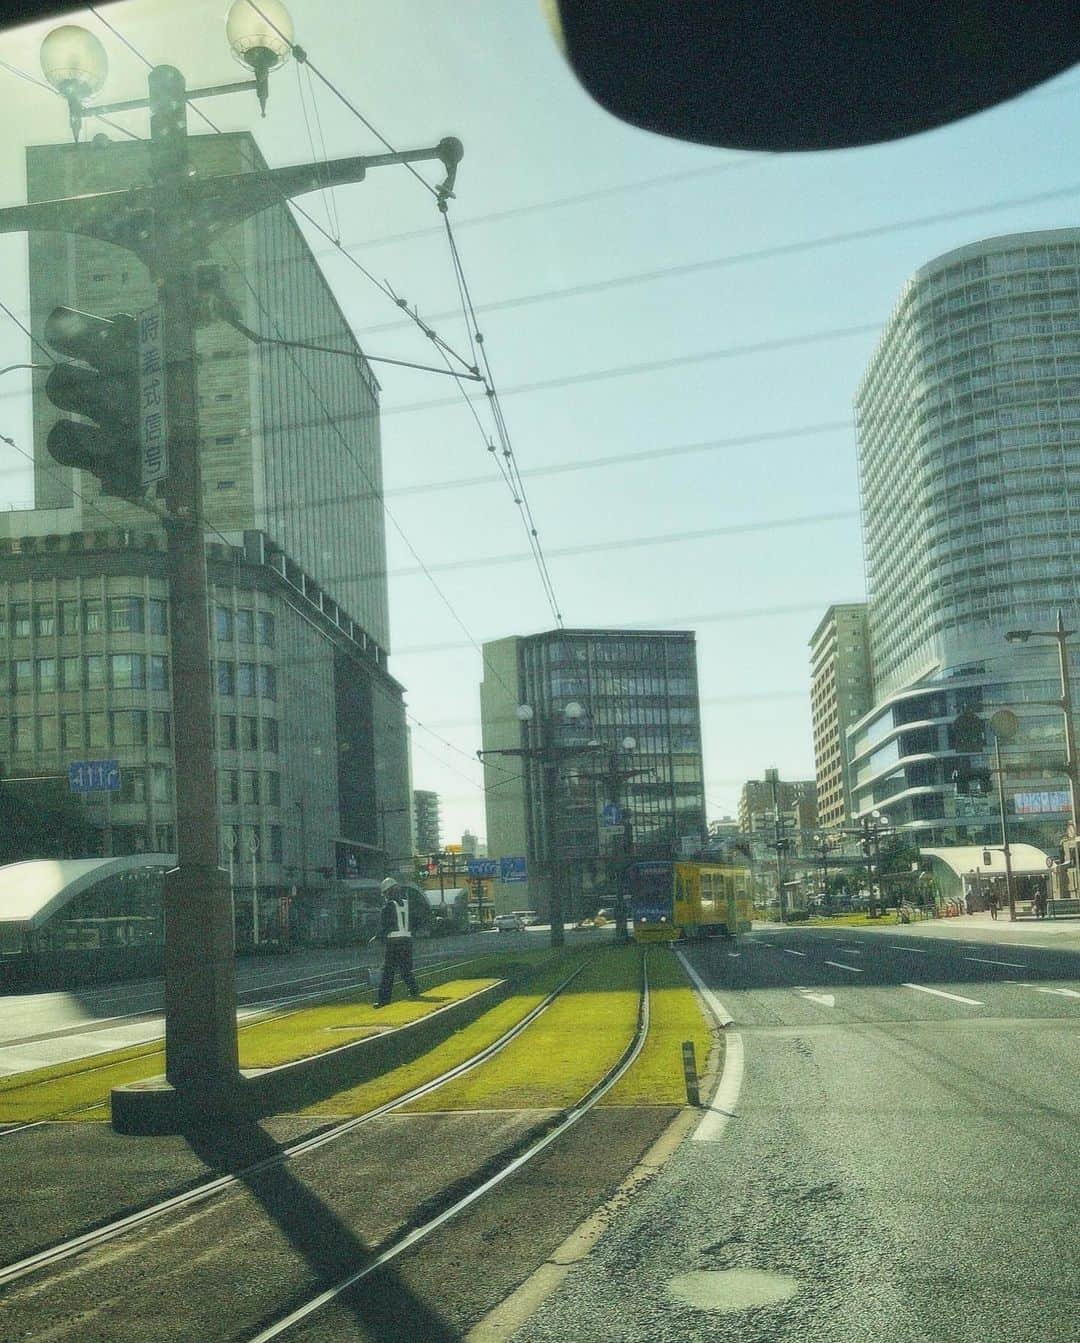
[850, 229, 1080, 849]
[0, 133, 411, 925]
[809, 603, 872, 829]
[413, 790, 441, 856]
[738, 777, 817, 841]
[480, 628, 706, 916]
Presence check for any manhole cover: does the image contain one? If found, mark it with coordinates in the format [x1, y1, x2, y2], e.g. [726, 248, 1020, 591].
[667, 1268, 799, 1313]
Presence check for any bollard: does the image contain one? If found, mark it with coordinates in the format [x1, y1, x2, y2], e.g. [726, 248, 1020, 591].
[681, 1039, 700, 1107]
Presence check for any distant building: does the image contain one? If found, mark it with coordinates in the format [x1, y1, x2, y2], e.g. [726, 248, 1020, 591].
[460, 830, 481, 858]
[480, 628, 706, 917]
[413, 790, 441, 856]
[809, 604, 872, 830]
[738, 775, 817, 856]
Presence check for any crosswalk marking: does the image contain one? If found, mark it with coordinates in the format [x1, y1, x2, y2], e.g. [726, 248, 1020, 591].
[903, 983, 983, 1006]
[800, 992, 835, 1008]
[1030, 986, 1080, 999]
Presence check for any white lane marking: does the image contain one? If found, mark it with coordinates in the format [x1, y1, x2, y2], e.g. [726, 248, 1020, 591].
[676, 950, 734, 1027]
[693, 1030, 744, 1144]
[782, 949, 807, 957]
[903, 983, 983, 1006]
[1030, 986, 1080, 999]
[891, 945, 927, 953]
[727, 953, 740, 959]
[800, 992, 835, 1008]
[836, 949, 863, 956]
[964, 956, 1027, 969]
[824, 961, 863, 973]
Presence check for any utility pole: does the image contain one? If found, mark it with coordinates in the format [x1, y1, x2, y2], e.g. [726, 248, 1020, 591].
[2, 27, 463, 1117]
[765, 768, 786, 921]
[576, 741, 650, 943]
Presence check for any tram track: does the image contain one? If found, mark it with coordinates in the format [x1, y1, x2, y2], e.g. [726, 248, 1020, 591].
[246, 950, 651, 1342]
[0, 952, 600, 1290]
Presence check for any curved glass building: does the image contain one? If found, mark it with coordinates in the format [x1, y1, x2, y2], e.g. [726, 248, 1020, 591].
[850, 230, 1080, 849]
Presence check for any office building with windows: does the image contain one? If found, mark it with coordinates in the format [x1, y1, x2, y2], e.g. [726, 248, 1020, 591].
[0, 132, 411, 935]
[850, 229, 1080, 850]
[413, 790, 441, 856]
[479, 628, 706, 917]
[809, 603, 872, 829]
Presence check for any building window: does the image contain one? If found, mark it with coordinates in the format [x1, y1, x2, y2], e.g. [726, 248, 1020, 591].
[236, 609, 254, 644]
[85, 654, 106, 689]
[258, 665, 276, 700]
[149, 655, 169, 691]
[110, 653, 146, 689]
[150, 765, 172, 803]
[109, 596, 144, 634]
[155, 825, 175, 852]
[10, 717, 33, 753]
[111, 709, 148, 747]
[86, 712, 107, 748]
[265, 770, 280, 805]
[216, 661, 236, 697]
[0, 608, 6, 639]
[223, 770, 239, 804]
[60, 655, 80, 690]
[257, 611, 275, 647]
[269, 825, 283, 864]
[36, 715, 58, 751]
[242, 715, 259, 751]
[12, 603, 30, 638]
[61, 713, 83, 749]
[10, 659, 31, 693]
[149, 599, 168, 635]
[215, 606, 233, 641]
[34, 603, 55, 637]
[261, 716, 278, 753]
[119, 769, 147, 803]
[220, 714, 238, 750]
[36, 657, 57, 692]
[243, 770, 260, 805]
[83, 599, 103, 635]
[152, 711, 172, 747]
[238, 662, 256, 697]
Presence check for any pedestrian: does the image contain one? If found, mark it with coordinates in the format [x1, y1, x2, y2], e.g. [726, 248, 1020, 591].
[1035, 887, 1048, 919]
[988, 890, 999, 920]
[374, 877, 420, 1008]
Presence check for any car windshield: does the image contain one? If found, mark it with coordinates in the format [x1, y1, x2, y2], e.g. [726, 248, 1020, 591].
[0, 4, 1077, 1341]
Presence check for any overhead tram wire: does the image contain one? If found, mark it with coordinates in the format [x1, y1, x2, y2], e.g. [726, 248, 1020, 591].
[439, 207, 563, 625]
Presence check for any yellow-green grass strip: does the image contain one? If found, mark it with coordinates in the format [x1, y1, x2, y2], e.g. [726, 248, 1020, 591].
[399, 944, 643, 1114]
[302, 947, 598, 1118]
[0, 947, 564, 1125]
[236, 978, 499, 1068]
[601, 944, 718, 1106]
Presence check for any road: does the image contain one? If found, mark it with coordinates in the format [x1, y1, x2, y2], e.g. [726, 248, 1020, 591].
[514, 918, 1080, 1343]
[0, 926, 577, 1076]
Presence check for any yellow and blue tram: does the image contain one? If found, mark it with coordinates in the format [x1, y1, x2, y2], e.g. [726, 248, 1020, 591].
[625, 860, 753, 943]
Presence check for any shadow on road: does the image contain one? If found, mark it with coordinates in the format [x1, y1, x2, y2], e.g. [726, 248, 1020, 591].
[181, 1118, 462, 1342]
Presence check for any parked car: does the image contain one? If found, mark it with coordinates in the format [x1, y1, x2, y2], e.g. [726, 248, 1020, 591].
[493, 913, 526, 932]
[512, 909, 540, 926]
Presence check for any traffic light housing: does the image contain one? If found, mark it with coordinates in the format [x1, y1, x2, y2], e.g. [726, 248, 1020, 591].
[43, 306, 141, 499]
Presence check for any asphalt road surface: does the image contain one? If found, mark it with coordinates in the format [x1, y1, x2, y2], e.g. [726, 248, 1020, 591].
[514, 920, 1080, 1343]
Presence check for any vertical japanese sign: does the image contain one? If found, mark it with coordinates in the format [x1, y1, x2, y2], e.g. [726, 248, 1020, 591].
[137, 305, 167, 486]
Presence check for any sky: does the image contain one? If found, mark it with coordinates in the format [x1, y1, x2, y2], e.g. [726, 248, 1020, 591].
[1, 2, 1080, 846]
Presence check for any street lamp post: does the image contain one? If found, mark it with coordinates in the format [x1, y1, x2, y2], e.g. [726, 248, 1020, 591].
[989, 709, 1020, 922]
[2, 11, 464, 1117]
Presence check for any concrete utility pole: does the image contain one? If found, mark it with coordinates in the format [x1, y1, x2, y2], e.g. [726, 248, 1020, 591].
[576, 741, 650, 943]
[3, 19, 462, 1119]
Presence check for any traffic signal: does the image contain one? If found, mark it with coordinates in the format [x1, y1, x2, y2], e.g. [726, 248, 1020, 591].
[43, 306, 141, 499]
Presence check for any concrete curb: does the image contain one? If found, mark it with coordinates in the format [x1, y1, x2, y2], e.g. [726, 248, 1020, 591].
[111, 978, 511, 1135]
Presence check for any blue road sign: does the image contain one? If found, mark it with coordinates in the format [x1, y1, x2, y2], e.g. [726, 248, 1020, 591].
[467, 858, 498, 879]
[68, 759, 121, 794]
[499, 856, 528, 883]
[601, 801, 623, 827]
